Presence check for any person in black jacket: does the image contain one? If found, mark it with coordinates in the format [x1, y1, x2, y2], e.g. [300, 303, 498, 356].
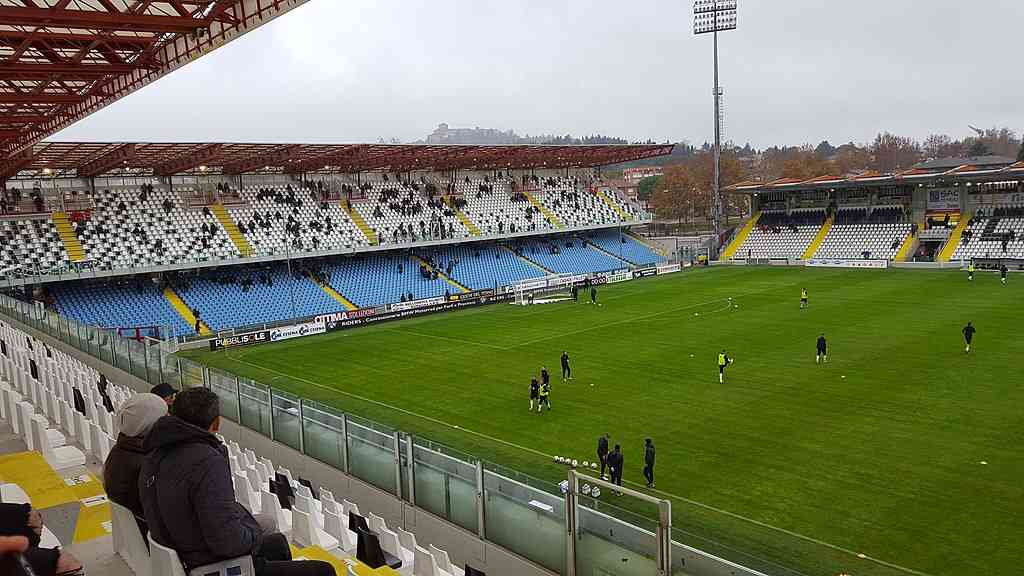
[0, 503, 82, 576]
[607, 445, 624, 494]
[139, 388, 334, 576]
[643, 438, 656, 488]
[596, 433, 610, 480]
[103, 393, 167, 539]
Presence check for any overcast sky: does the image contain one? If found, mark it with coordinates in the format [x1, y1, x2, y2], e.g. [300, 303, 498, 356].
[53, 0, 1024, 149]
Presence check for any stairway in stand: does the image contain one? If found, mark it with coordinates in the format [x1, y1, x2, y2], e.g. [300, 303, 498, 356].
[52, 212, 86, 262]
[522, 190, 564, 229]
[343, 202, 379, 245]
[209, 203, 253, 257]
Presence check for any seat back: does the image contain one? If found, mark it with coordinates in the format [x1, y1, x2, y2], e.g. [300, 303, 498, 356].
[17, 402, 35, 448]
[356, 528, 387, 569]
[233, 473, 257, 514]
[367, 511, 387, 534]
[342, 498, 360, 519]
[148, 534, 189, 576]
[323, 508, 352, 550]
[377, 527, 402, 559]
[259, 491, 283, 532]
[290, 507, 314, 548]
[30, 417, 53, 460]
[396, 526, 416, 553]
[110, 501, 150, 576]
[430, 544, 454, 573]
[414, 545, 439, 576]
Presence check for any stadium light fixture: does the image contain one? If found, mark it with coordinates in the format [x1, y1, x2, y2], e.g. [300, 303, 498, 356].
[694, 0, 738, 247]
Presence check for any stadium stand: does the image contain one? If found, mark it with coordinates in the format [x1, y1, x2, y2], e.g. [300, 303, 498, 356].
[813, 206, 912, 260]
[517, 238, 627, 274]
[458, 177, 549, 236]
[226, 184, 369, 256]
[356, 179, 472, 245]
[80, 186, 239, 270]
[51, 280, 195, 338]
[732, 209, 826, 259]
[952, 204, 1024, 260]
[0, 217, 69, 274]
[321, 254, 453, 309]
[585, 230, 663, 266]
[0, 319, 480, 576]
[537, 178, 625, 228]
[416, 244, 547, 290]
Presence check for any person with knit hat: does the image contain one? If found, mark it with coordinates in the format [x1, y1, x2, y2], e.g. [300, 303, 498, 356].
[103, 393, 168, 538]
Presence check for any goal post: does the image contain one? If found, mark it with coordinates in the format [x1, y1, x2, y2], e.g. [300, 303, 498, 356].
[510, 274, 579, 306]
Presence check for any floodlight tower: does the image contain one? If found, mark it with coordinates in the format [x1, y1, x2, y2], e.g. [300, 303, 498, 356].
[694, 0, 737, 248]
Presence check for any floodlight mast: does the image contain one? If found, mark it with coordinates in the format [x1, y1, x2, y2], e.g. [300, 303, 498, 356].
[694, 0, 737, 252]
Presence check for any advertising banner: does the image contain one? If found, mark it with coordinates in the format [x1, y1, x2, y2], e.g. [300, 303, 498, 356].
[505, 279, 547, 294]
[601, 271, 633, 284]
[326, 292, 512, 332]
[269, 321, 325, 343]
[972, 192, 1024, 205]
[805, 259, 888, 269]
[209, 330, 270, 351]
[388, 296, 446, 312]
[656, 263, 682, 275]
[927, 189, 961, 210]
[632, 267, 658, 279]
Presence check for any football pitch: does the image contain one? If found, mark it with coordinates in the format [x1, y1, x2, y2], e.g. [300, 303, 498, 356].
[181, 266, 1023, 576]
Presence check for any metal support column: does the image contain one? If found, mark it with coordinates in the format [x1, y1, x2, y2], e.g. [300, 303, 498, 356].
[404, 434, 416, 506]
[475, 461, 486, 539]
[340, 414, 351, 474]
[392, 432, 402, 498]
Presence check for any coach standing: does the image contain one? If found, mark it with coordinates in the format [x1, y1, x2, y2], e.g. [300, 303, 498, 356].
[642, 438, 656, 488]
[607, 444, 624, 494]
[596, 433, 610, 480]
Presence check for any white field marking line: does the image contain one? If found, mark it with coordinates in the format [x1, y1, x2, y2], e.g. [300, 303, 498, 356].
[227, 349, 930, 576]
[380, 327, 507, 351]
[228, 355, 556, 460]
[508, 282, 791, 350]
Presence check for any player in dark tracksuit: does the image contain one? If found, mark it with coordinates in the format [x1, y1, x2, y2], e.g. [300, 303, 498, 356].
[816, 334, 828, 364]
[607, 445, 624, 493]
[1001, 264, 1008, 285]
[643, 438, 656, 488]
[541, 367, 550, 388]
[962, 322, 976, 354]
[597, 433, 610, 479]
[529, 377, 539, 411]
[561, 351, 572, 381]
[590, 286, 598, 305]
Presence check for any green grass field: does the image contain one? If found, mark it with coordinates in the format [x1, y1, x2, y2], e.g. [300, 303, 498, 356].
[182, 266, 1023, 576]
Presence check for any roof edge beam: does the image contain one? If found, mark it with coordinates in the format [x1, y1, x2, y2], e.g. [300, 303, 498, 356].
[78, 143, 137, 178]
[222, 144, 302, 175]
[0, 147, 33, 180]
[153, 144, 223, 176]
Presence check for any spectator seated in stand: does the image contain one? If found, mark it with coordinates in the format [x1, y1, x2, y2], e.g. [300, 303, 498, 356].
[139, 388, 335, 576]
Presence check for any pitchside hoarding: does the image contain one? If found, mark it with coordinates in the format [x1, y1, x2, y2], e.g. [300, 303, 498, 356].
[805, 259, 888, 269]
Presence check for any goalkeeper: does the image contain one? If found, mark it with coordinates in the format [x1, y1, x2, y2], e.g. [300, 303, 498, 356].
[718, 350, 732, 383]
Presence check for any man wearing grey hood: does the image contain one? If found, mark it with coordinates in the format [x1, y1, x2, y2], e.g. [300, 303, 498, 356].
[103, 393, 167, 537]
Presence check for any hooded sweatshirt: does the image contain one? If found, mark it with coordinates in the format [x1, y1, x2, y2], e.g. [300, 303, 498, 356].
[138, 415, 261, 569]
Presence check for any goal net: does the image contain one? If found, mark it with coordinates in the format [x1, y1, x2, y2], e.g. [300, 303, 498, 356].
[511, 275, 576, 306]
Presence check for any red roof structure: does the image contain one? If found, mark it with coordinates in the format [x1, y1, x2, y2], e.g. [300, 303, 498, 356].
[4, 141, 675, 179]
[0, 0, 311, 157]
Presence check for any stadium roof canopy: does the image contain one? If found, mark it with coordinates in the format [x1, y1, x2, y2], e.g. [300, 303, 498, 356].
[2, 141, 676, 179]
[0, 0, 311, 158]
[726, 157, 1024, 195]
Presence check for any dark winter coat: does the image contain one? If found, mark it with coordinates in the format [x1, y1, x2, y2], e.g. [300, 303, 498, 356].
[645, 443, 656, 467]
[104, 434, 149, 519]
[139, 416, 262, 569]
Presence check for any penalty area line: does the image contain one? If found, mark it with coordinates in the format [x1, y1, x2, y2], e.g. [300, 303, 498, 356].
[226, 354, 932, 576]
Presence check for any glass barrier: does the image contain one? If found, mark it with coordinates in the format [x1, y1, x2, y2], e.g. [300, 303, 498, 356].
[411, 438, 479, 534]
[203, 364, 240, 423]
[180, 357, 206, 389]
[145, 343, 163, 385]
[128, 338, 148, 381]
[300, 400, 346, 471]
[113, 333, 131, 373]
[346, 413, 397, 496]
[482, 465, 566, 574]
[271, 388, 302, 451]
[238, 378, 272, 437]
